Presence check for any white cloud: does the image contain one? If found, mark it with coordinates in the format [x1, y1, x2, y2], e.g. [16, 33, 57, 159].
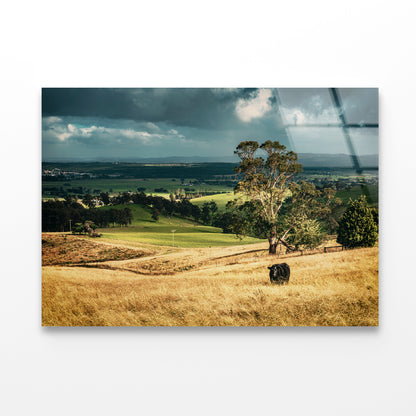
[56, 131, 72, 142]
[235, 89, 273, 122]
[278, 94, 339, 126]
[43, 116, 62, 125]
[212, 88, 239, 97]
[145, 122, 161, 132]
[42, 117, 187, 146]
[280, 105, 338, 126]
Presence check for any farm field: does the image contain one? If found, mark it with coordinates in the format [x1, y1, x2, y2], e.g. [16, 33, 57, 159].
[100, 226, 262, 248]
[336, 184, 378, 206]
[42, 238, 378, 326]
[97, 204, 263, 247]
[42, 177, 233, 198]
[190, 192, 237, 210]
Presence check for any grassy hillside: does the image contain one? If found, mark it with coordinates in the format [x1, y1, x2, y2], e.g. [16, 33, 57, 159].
[190, 192, 237, 211]
[42, 246, 378, 326]
[100, 226, 262, 248]
[97, 204, 263, 247]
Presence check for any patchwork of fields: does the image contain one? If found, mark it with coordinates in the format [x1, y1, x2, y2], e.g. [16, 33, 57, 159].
[42, 177, 233, 197]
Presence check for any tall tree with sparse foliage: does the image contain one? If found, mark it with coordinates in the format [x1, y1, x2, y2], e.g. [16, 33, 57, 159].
[337, 196, 378, 248]
[233, 140, 330, 254]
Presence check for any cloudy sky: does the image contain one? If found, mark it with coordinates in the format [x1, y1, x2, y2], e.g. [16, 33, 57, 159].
[42, 88, 378, 161]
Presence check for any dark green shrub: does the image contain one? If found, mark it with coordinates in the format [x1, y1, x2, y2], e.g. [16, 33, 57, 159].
[337, 196, 378, 248]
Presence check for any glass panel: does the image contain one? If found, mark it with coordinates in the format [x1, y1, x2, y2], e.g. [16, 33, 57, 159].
[286, 126, 350, 158]
[338, 88, 379, 125]
[277, 88, 339, 126]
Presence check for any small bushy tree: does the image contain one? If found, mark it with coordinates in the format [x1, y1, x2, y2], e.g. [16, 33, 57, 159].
[72, 222, 86, 235]
[201, 201, 218, 225]
[151, 207, 160, 221]
[337, 196, 378, 248]
[286, 219, 323, 250]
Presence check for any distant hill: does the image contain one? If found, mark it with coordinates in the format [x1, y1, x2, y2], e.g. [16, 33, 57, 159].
[43, 153, 378, 167]
[297, 153, 378, 168]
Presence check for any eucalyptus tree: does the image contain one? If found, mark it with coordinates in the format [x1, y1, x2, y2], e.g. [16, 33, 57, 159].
[233, 140, 331, 254]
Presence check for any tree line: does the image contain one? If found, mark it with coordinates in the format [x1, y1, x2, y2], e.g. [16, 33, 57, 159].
[42, 200, 134, 232]
[41, 193, 220, 232]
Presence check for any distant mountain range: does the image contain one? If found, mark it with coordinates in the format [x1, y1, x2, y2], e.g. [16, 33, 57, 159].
[297, 153, 378, 168]
[44, 153, 378, 167]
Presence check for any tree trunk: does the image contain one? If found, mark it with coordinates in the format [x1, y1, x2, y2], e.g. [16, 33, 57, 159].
[269, 228, 295, 254]
[269, 242, 277, 254]
[268, 229, 277, 254]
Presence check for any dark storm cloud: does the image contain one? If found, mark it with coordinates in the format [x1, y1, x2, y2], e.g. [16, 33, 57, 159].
[42, 89, 137, 119]
[41, 88, 378, 161]
[42, 88, 258, 129]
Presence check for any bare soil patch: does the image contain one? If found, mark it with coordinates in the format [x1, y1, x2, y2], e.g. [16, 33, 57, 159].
[42, 233, 154, 266]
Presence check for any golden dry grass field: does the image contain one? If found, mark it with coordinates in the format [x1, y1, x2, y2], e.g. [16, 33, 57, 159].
[42, 235, 378, 327]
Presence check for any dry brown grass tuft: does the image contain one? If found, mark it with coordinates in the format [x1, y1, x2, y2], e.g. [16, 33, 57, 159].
[42, 247, 378, 326]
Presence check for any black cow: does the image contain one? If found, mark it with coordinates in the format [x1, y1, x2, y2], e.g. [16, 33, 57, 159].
[268, 263, 290, 284]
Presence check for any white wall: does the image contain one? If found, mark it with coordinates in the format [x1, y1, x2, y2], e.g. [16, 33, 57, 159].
[1, 1, 415, 415]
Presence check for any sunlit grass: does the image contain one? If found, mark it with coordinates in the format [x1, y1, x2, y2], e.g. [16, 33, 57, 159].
[42, 247, 378, 326]
[98, 203, 263, 247]
[100, 226, 263, 247]
[190, 192, 239, 211]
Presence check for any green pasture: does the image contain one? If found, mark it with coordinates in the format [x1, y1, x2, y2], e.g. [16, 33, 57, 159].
[97, 203, 263, 247]
[42, 177, 233, 197]
[100, 224, 263, 248]
[335, 184, 378, 206]
[99, 204, 197, 227]
[190, 192, 243, 211]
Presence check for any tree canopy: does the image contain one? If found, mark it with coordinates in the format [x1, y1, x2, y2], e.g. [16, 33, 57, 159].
[233, 140, 334, 253]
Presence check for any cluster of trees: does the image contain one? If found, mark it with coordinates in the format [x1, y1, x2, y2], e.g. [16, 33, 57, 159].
[72, 221, 101, 237]
[221, 141, 338, 253]
[42, 199, 133, 232]
[80, 191, 216, 225]
[42, 194, 215, 232]
[218, 140, 378, 253]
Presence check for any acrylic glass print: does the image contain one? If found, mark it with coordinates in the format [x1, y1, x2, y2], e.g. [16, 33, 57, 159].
[42, 88, 379, 326]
